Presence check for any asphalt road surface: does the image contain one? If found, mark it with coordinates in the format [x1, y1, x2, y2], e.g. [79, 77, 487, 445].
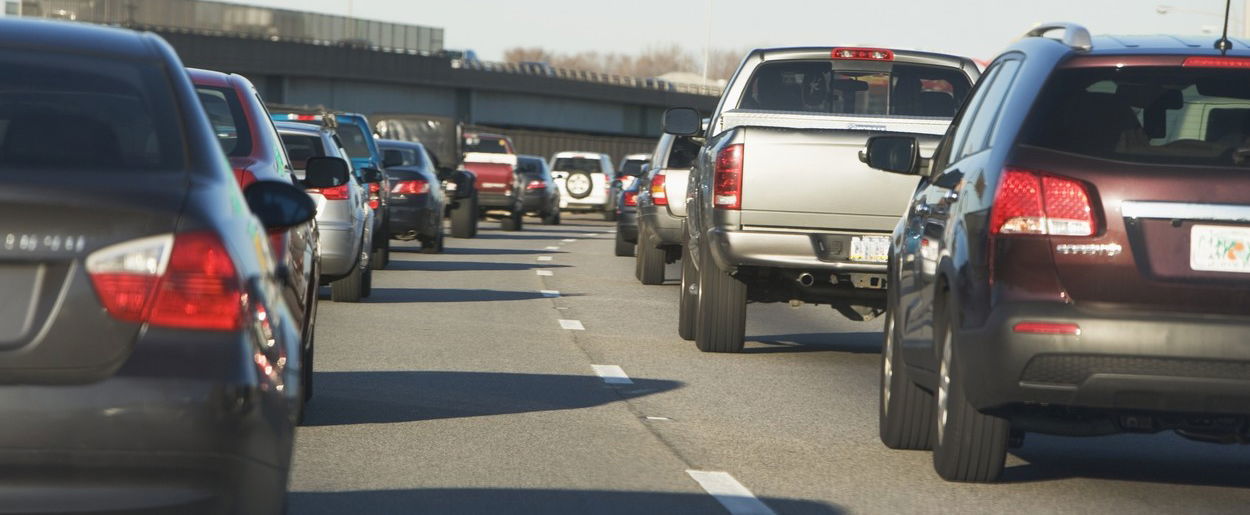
[287, 213, 1250, 515]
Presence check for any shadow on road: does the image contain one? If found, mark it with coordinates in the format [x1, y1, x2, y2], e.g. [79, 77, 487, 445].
[384, 260, 569, 272]
[363, 288, 579, 303]
[439, 247, 568, 256]
[301, 371, 682, 427]
[287, 488, 844, 515]
[743, 332, 881, 354]
[1002, 432, 1250, 487]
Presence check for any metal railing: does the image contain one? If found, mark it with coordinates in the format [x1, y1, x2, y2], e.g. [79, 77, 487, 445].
[457, 60, 723, 97]
[17, 0, 444, 54]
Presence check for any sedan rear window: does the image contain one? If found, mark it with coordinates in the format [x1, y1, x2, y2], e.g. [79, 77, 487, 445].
[552, 157, 602, 173]
[517, 157, 546, 177]
[1021, 66, 1250, 167]
[0, 50, 185, 170]
[739, 60, 970, 117]
[620, 159, 647, 176]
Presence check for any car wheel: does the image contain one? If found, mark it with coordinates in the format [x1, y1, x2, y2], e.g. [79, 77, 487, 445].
[541, 208, 560, 225]
[330, 259, 364, 303]
[501, 204, 524, 231]
[879, 303, 934, 450]
[638, 225, 665, 285]
[678, 240, 697, 341]
[614, 229, 634, 257]
[932, 302, 1009, 482]
[450, 194, 478, 238]
[302, 332, 315, 404]
[361, 267, 372, 298]
[421, 229, 443, 254]
[634, 233, 645, 280]
[370, 238, 389, 270]
[565, 171, 593, 199]
[694, 240, 746, 353]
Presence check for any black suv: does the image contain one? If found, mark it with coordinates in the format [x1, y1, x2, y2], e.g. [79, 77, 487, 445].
[865, 23, 1250, 482]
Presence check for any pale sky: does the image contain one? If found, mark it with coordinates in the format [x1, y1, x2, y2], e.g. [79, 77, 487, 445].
[220, 0, 1245, 61]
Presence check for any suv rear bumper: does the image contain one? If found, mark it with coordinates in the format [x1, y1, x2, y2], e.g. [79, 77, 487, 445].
[959, 302, 1250, 416]
[706, 227, 889, 273]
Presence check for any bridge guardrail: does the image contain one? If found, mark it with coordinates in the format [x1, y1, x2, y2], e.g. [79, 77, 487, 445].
[457, 60, 723, 97]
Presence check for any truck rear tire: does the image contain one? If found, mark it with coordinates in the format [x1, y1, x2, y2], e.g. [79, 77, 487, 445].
[677, 240, 697, 341]
[637, 226, 665, 285]
[450, 194, 478, 238]
[614, 229, 634, 257]
[694, 243, 746, 353]
[330, 261, 364, 303]
[932, 304, 1009, 482]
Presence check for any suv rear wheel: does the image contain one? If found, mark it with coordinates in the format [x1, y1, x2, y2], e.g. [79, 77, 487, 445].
[694, 241, 746, 353]
[677, 241, 697, 341]
[879, 303, 934, 450]
[501, 203, 524, 231]
[932, 303, 1009, 482]
[637, 225, 665, 285]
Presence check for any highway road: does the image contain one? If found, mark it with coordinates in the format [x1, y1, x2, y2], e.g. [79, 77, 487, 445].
[287, 214, 1250, 514]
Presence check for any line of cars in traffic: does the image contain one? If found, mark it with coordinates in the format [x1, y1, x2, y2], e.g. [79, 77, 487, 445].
[615, 24, 1250, 483]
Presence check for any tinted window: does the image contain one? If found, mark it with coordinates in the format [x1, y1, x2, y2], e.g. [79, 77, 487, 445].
[940, 61, 1005, 170]
[740, 60, 970, 116]
[383, 149, 407, 167]
[1022, 66, 1250, 167]
[552, 157, 602, 173]
[517, 157, 546, 177]
[957, 59, 1021, 158]
[196, 86, 252, 158]
[667, 138, 701, 169]
[464, 135, 509, 154]
[620, 159, 647, 175]
[0, 49, 185, 170]
[281, 134, 324, 170]
[336, 124, 372, 160]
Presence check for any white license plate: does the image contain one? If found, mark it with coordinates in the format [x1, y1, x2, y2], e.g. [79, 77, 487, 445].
[1190, 225, 1250, 273]
[850, 235, 890, 263]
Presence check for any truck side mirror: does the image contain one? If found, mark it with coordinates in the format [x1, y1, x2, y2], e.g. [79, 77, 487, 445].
[860, 136, 921, 176]
[662, 107, 701, 136]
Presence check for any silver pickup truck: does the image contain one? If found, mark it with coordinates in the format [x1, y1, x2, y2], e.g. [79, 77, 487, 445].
[664, 47, 979, 352]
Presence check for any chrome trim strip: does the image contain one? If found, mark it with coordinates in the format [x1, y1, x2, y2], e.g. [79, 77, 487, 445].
[1121, 201, 1250, 222]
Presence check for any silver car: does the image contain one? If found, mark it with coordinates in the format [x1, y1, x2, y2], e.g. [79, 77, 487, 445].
[277, 121, 374, 302]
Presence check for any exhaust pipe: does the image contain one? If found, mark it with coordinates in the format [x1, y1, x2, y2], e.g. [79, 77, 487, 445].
[796, 273, 815, 287]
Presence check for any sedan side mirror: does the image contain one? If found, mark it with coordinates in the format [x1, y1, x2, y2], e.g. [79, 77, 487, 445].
[244, 180, 316, 229]
[860, 136, 922, 175]
[303, 156, 351, 189]
[662, 107, 701, 136]
[361, 167, 385, 183]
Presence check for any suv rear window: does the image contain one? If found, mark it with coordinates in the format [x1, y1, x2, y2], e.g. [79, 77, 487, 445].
[552, 157, 602, 173]
[739, 60, 970, 117]
[0, 50, 185, 170]
[197, 86, 252, 158]
[620, 159, 647, 175]
[1022, 66, 1250, 167]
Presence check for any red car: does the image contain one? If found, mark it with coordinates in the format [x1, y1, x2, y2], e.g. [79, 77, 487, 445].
[189, 68, 322, 405]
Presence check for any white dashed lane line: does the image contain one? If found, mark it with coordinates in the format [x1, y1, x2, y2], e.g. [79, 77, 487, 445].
[539, 290, 560, 298]
[536, 270, 553, 276]
[562, 238, 577, 243]
[686, 471, 777, 515]
[537, 256, 553, 261]
[558, 319, 585, 330]
[545, 246, 560, 250]
[590, 365, 633, 385]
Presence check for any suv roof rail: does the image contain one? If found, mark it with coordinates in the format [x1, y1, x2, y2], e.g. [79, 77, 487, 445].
[1023, 22, 1093, 52]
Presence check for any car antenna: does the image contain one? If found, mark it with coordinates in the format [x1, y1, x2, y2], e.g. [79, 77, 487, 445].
[1215, 0, 1233, 54]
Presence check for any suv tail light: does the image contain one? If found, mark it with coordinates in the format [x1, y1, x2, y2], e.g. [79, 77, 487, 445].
[651, 170, 668, 206]
[624, 190, 638, 207]
[392, 179, 430, 195]
[308, 183, 349, 200]
[990, 169, 1096, 237]
[714, 144, 743, 210]
[832, 47, 894, 61]
[87, 232, 243, 331]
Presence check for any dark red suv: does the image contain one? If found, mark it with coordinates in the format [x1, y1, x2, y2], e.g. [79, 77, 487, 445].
[865, 23, 1250, 482]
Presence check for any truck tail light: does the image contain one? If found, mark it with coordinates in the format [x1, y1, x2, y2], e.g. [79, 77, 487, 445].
[714, 144, 743, 210]
[87, 232, 243, 331]
[624, 190, 638, 207]
[307, 183, 349, 200]
[651, 170, 668, 206]
[832, 47, 894, 61]
[392, 179, 430, 195]
[990, 169, 1096, 237]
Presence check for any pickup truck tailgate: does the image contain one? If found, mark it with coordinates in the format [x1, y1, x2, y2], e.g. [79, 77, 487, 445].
[738, 127, 940, 232]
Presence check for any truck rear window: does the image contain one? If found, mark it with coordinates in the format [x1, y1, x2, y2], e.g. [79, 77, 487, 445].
[739, 60, 970, 117]
[465, 135, 510, 154]
[0, 49, 185, 171]
[336, 123, 373, 161]
[1020, 66, 1250, 167]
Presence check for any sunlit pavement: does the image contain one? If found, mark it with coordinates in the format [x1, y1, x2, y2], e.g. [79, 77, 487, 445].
[288, 213, 1250, 514]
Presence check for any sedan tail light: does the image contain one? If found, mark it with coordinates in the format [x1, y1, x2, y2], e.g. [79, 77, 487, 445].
[87, 232, 243, 331]
[368, 182, 381, 209]
[623, 190, 638, 207]
[307, 183, 349, 200]
[650, 170, 668, 206]
[392, 179, 430, 195]
[714, 144, 743, 210]
[990, 169, 1097, 237]
[525, 179, 546, 190]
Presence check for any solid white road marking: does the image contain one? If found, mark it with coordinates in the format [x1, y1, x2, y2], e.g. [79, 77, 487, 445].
[539, 290, 560, 298]
[537, 256, 553, 261]
[584, 233, 598, 237]
[536, 270, 553, 276]
[645, 416, 672, 421]
[590, 365, 633, 384]
[562, 239, 577, 243]
[545, 246, 560, 250]
[686, 471, 777, 515]
[558, 319, 585, 330]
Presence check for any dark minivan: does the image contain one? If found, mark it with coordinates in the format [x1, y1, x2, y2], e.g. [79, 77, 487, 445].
[867, 23, 1250, 482]
[0, 19, 337, 512]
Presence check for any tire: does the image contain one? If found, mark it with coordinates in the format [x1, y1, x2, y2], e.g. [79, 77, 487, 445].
[421, 228, 444, 254]
[932, 303, 1010, 482]
[450, 194, 479, 238]
[879, 304, 935, 450]
[614, 229, 634, 257]
[370, 237, 389, 270]
[501, 205, 524, 231]
[361, 267, 372, 298]
[634, 236, 644, 280]
[694, 241, 746, 353]
[541, 208, 561, 225]
[302, 334, 315, 404]
[604, 207, 617, 222]
[565, 171, 593, 199]
[637, 225, 665, 285]
[330, 260, 364, 303]
[677, 241, 697, 341]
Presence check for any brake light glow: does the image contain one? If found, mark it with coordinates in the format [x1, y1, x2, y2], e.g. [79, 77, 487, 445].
[1013, 322, 1081, 336]
[267, 229, 286, 262]
[368, 182, 381, 209]
[368, 200, 380, 210]
[990, 169, 1096, 236]
[392, 179, 430, 195]
[308, 183, 349, 200]
[285, 114, 319, 121]
[714, 144, 743, 210]
[651, 170, 668, 206]
[87, 232, 243, 331]
[624, 190, 638, 207]
[525, 180, 546, 190]
[233, 168, 258, 189]
[1183, 56, 1250, 68]
[832, 47, 895, 61]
